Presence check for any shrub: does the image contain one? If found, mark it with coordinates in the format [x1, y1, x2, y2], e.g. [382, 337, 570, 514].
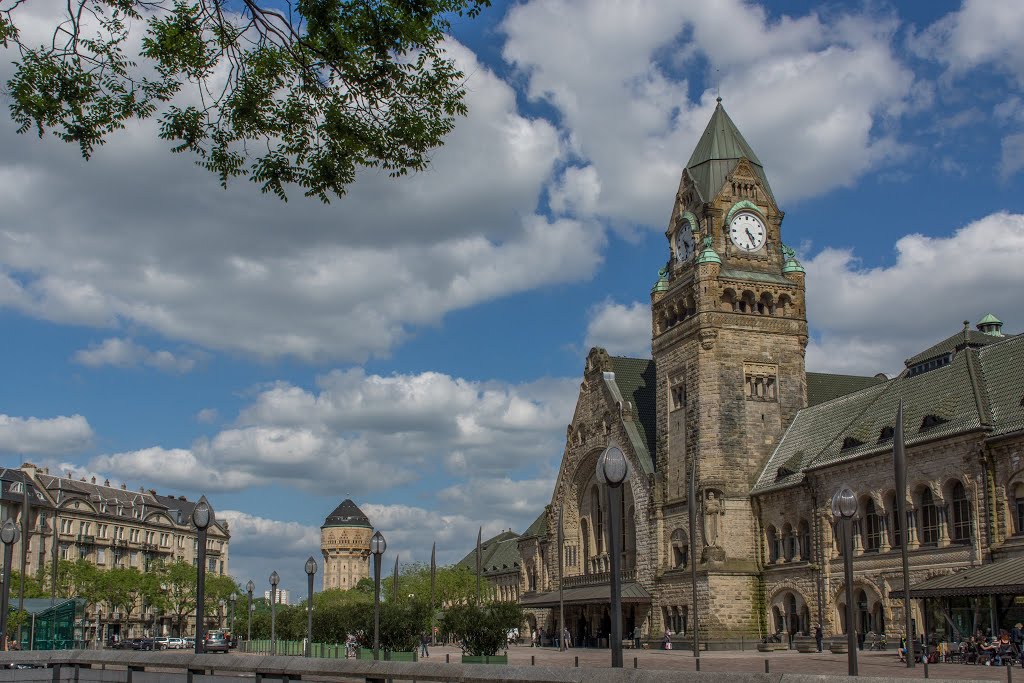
[442, 602, 522, 657]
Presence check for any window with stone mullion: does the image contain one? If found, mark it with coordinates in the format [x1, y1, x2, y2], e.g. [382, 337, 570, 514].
[950, 482, 972, 543]
[919, 489, 940, 546]
[864, 500, 882, 552]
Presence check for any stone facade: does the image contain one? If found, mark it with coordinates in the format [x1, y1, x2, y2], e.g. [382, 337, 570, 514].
[0, 463, 230, 640]
[499, 101, 1024, 646]
[320, 499, 373, 592]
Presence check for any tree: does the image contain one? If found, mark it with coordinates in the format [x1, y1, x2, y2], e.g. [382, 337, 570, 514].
[153, 560, 199, 634]
[381, 561, 477, 608]
[0, 0, 490, 202]
[442, 601, 521, 656]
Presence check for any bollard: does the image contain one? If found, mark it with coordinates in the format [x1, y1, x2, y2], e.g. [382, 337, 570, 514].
[634, 656, 638, 669]
[531, 656, 535, 666]
[446, 653, 450, 663]
[1008, 665, 1013, 683]
[764, 659, 770, 673]
[575, 656, 579, 667]
[696, 657, 701, 671]
[924, 659, 929, 679]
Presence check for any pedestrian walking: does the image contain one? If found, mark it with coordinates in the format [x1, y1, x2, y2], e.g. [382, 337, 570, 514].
[420, 632, 430, 658]
[815, 623, 823, 652]
[633, 625, 642, 650]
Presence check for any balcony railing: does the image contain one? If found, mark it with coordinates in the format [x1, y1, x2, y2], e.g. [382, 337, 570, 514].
[75, 534, 95, 545]
[561, 568, 637, 588]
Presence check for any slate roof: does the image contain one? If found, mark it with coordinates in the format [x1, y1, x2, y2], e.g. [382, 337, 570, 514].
[456, 530, 521, 577]
[754, 325, 1024, 493]
[322, 499, 372, 528]
[905, 328, 1001, 367]
[806, 372, 886, 407]
[521, 510, 548, 540]
[519, 581, 652, 607]
[686, 100, 775, 205]
[0, 468, 51, 507]
[608, 356, 657, 474]
[901, 556, 1024, 598]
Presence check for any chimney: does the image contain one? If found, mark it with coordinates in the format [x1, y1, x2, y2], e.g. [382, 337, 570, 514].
[121, 483, 127, 490]
[91, 476, 96, 484]
[104, 479, 110, 487]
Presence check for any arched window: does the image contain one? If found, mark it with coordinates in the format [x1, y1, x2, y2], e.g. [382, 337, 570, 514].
[591, 486, 604, 555]
[950, 481, 971, 543]
[920, 489, 940, 546]
[766, 526, 779, 563]
[782, 523, 794, 561]
[864, 500, 882, 552]
[856, 590, 869, 634]
[798, 520, 811, 561]
[1014, 483, 1024, 536]
[670, 529, 689, 569]
[888, 493, 903, 547]
[581, 519, 591, 574]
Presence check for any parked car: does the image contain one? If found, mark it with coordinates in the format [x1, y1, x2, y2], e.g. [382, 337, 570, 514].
[204, 630, 230, 653]
[184, 637, 196, 649]
[166, 637, 186, 649]
[134, 638, 157, 651]
[152, 637, 170, 650]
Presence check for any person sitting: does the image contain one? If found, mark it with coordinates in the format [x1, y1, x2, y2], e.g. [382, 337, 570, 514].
[898, 635, 908, 663]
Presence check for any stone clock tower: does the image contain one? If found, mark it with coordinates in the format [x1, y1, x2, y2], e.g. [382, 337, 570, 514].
[651, 98, 808, 634]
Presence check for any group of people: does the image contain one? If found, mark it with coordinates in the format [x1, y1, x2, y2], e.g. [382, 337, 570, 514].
[898, 625, 1024, 666]
[522, 627, 572, 648]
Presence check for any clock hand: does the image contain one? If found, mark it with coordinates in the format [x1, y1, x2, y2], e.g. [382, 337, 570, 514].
[746, 228, 755, 245]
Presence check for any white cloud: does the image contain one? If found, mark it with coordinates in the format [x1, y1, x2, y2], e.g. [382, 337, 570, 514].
[583, 300, 651, 358]
[73, 337, 201, 373]
[502, 0, 914, 227]
[999, 134, 1024, 178]
[911, 0, 1024, 85]
[0, 414, 93, 454]
[805, 211, 1024, 375]
[0, 33, 602, 362]
[87, 370, 578, 493]
[196, 408, 219, 424]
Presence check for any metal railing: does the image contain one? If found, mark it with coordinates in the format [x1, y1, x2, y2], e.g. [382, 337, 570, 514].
[562, 568, 637, 588]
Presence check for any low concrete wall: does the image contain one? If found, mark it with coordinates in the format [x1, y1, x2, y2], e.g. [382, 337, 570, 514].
[0, 650, 994, 683]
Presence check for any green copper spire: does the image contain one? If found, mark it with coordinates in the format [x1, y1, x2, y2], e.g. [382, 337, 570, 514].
[651, 267, 670, 293]
[781, 244, 805, 274]
[976, 313, 1004, 337]
[686, 99, 775, 204]
[695, 237, 721, 265]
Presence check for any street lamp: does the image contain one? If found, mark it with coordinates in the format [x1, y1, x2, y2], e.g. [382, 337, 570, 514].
[269, 571, 280, 655]
[245, 580, 255, 644]
[1, 519, 22, 652]
[229, 593, 237, 642]
[370, 531, 386, 660]
[305, 556, 317, 657]
[219, 599, 226, 629]
[597, 445, 630, 669]
[832, 487, 859, 676]
[191, 496, 214, 655]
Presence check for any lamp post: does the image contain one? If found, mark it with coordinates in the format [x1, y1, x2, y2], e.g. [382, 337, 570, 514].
[270, 571, 279, 655]
[229, 593, 237, 640]
[191, 496, 213, 655]
[832, 487, 859, 676]
[245, 580, 254, 644]
[219, 599, 226, 629]
[1, 519, 22, 651]
[370, 531, 386, 660]
[597, 445, 630, 668]
[304, 556, 317, 657]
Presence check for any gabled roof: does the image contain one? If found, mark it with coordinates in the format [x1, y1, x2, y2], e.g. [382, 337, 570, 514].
[755, 323, 1023, 493]
[807, 372, 886, 407]
[456, 530, 521, 577]
[905, 328, 1001, 367]
[521, 510, 548, 539]
[686, 100, 775, 204]
[322, 499, 371, 528]
[608, 356, 656, 472]
[903, 556, 1024, 598]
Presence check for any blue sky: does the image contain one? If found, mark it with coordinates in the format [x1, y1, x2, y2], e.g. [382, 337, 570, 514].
[1, 0, 1023, 597]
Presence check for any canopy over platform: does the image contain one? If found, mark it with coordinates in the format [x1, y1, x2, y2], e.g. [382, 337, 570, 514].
[899, 557, 1024, 598]
[519, 581, 651, 608]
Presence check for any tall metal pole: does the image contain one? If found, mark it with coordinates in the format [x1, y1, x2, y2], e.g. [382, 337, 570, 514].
[50, 513, 59, 607]
[688, 456, 699, 659]
[194, 526, 207, 654]
[246, 585, 253, 643]
[843, 518, 858, 676]
[429, 543, 436, 645]
[0, 523, 19, 651]
[306, 572, 314, 657]
[607, 483, 624, 668]
[557, 506, 565, 652]
[475, 527, 482, 603]
[893, 399, 915, 668]
[392, 555, 399, 603]
[373, 552, 382, 660]
[270, 584, 277, 654]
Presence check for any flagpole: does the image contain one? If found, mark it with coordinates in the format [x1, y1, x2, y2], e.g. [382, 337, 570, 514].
[430, 543, 437, 645]
[689, 455, 699, 660]
[392, 554, 399, 603]
[894, 399, 915, 668]
[558, 506, 565, 652]
[476, 527, 482, 603]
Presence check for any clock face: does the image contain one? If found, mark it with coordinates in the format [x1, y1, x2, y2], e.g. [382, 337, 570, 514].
[729, 212, 766, 251]
[677, 226, 695, 261]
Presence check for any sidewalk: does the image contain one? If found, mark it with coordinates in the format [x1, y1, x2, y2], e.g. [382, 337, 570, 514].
[423, 644, 1019, 680]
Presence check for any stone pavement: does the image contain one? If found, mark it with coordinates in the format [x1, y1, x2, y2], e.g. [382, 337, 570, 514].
[420, 644, 1021, 680]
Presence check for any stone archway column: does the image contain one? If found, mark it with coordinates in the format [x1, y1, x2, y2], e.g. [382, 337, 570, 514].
[878, 516, 891, 553]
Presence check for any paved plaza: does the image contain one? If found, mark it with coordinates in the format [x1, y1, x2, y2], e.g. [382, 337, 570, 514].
[414, 643, 1021, 680]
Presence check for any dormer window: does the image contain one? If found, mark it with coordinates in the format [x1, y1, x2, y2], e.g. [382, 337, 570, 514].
[920, 414, 947, 431]
[878, 426, 894, 443]
[841, 437, 864, 451]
